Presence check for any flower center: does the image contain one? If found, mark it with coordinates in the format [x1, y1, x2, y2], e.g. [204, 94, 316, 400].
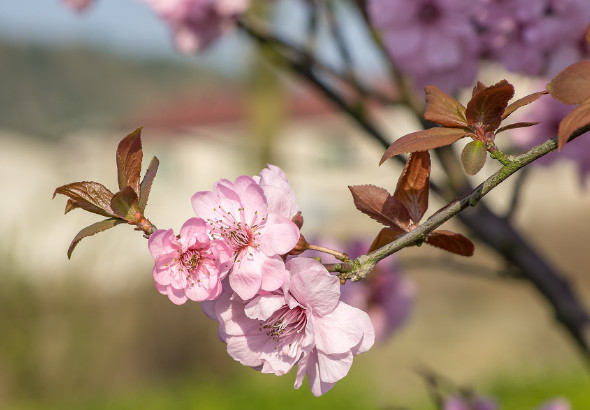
[261, 305, 307, 343]
[206, 205, 263, 255]
[418, 1, 440, 23]
[179, 249, 201, 273]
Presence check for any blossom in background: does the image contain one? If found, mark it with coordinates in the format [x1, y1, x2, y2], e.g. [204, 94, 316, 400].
[148, 217, 232, 304]
[535, 398, 571, 410]
[192, 166, 300, 300]
[443, 395, 570, 410]
[62, 0, 94, 12]
[340, 268, 415, 343]
[477, 0, 590, 76]
[368, 0, 481, 93]
[510, 93, 590, 186]
[140, 0, 250, 53]
[213, 257, 374, 396]
[444, 396, 498, 410]
[304, 238, 415, 343]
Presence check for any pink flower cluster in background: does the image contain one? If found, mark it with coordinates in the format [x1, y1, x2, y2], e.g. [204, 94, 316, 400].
[148, 165, 375, 395]
[368, 0, 590, 93]
[140, 0, 250, 53]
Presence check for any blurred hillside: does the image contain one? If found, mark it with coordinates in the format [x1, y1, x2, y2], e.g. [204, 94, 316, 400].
[0, 41, 238, 139]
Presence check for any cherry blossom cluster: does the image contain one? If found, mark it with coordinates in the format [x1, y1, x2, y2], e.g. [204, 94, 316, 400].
[368, 0, 590, 93]
[148, 165, 375, 396]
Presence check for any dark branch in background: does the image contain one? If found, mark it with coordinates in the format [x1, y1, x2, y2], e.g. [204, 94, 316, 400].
[504, 166, 530, 220]
[237, 16, 590, 363]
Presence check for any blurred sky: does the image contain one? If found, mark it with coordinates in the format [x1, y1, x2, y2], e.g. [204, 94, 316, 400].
[0, 0, 381, 76]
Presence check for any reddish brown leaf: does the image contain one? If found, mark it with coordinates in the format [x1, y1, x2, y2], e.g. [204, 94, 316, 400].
[116, 127, 143, 194]
[466, 80, 515, 132]
[368, 227, 408, 253]
[348, 185, 411, 228]
[460, 140, 487, 176]
[54, 181, 116, 218]
[557, 98, 590, 150]
[425, 230, 474, 256]
[547, 61, 590, 105]
[139, 156, 159, 212]
[424, 85, 468, 128]
[111, 186, 141, 221]
[472, 81, 487, 97]
[393, 151, 430, 223]
[502, 91, 548, 120]
[496, 122, 539, 134]
[586, 23, 590, 46]
[380, 127, 469, 164]
[67, 218, 124, 259]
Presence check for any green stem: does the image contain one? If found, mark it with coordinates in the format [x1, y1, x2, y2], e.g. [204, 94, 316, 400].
[341, 132, 584, 282]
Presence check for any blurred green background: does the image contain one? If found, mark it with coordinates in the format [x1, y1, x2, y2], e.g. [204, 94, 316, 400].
[1, 1, 590, 409]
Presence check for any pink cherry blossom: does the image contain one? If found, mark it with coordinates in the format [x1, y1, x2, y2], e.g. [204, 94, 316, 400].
[510, 94, 590, 186]
[213, 257, 374, 396]
[444, 396, 498, 410]
[192, 172, 300, 300]
[368, 0, 481, 93]
[62, 0, 94, 13]
[140, 0, 250, 53]
[148, 217, 232, 304]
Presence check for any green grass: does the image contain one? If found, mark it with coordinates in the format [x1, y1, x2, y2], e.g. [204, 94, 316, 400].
[9, 365, 590, 410]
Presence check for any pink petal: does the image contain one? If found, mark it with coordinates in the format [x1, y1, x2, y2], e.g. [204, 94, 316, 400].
[201, 299, 217, 320]
[179, 217, 209, 247]
[226, 334, 267, 367]
[238, 180, 268, 226]
[316, 350, 353, 384]
[260, 256, 288, 293]
[191, 190, 221, 221]
[229, 257, 263, 300]
[258, 214, 300, 256]
[258, 165, 299, 219]
[297, 349, 337, 397]
[314, 302, 373, 354]
[148, 229, 175, 258]
[286, 258, 340, 316]
[244, 293, 286, 321]
[166, 286, 188, 305]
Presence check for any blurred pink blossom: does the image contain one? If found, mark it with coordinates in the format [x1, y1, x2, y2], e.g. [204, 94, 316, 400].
[477, 0, 590, 76]
[304, 238, 415, 343]
[444, 396, 498, 410]
[368, 0, 481, 93]
[62, 0, 94, 13]
[192, 168, 300, 300]
[213, 257, 374, 396]
[510, 94, 590, 186]
[141, 0, 250, 53]
[148, 217, 232, 304]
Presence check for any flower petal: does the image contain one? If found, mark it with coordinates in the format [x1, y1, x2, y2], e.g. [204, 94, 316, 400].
[286, 258, 340, 316]
[244, 293, 286, 321]
[316, 350, 353, 384]
[258, 214, 300, 256]
[148, 229, 175, 258]
[314, 302, 373, 354]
